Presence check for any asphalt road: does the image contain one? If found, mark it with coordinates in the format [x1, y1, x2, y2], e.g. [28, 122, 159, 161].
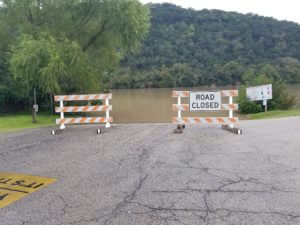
[0, 117, 300, 225]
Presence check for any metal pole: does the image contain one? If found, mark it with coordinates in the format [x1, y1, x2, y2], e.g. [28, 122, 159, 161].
[34, 88, 36, 105]
[32, 88, 37, 123]
[178, 96, 181, 120]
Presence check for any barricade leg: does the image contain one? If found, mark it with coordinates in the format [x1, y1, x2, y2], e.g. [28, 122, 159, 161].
[60, 100, 65, 129]
[105, 99, 111, 128]
[174, 96, 185, 133]
[229, 96, 234, 129]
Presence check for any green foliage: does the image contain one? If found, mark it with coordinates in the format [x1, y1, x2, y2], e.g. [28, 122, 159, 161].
[238, 72, 296, 114]
[119, 3, 300, 88]
[238, 87, 263, 114]
[248, 109, 300, 120]
[0, 0, 150, 111]
[9, 33, 96, 95]
[108, 63, 202, 89]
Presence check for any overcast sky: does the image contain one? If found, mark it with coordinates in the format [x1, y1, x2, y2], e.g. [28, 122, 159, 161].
[140, 0, 300, 24]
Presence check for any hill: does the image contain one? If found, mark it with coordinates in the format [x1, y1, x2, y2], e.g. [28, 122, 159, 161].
[111, 3, 300, 88]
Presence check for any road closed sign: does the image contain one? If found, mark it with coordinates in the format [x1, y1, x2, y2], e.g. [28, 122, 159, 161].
[190, 92, 221, 111]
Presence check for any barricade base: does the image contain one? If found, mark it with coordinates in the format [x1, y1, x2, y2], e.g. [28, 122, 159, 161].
[222, 124, 242, 135]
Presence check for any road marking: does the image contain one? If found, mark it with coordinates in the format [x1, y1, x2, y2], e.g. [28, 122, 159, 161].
[0, 172, 56, 209]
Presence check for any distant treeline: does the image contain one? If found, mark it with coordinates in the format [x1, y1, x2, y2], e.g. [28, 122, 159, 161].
[111, 3, 300, 89]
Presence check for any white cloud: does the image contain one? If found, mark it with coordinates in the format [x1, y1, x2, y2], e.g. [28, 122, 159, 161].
[140, 0, 300, 24]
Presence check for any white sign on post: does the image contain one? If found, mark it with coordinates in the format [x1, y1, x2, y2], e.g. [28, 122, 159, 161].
[33, 104, 38, 112]
[190, 92, 221, 111]
[246, 84, 272, 101]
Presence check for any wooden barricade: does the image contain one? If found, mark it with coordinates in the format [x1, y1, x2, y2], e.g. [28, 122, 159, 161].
[54, 93, 112, 129]
[172, 90, 241, 134]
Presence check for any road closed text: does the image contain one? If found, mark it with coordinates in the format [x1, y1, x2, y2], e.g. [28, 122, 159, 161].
[189, 92, 221, 111]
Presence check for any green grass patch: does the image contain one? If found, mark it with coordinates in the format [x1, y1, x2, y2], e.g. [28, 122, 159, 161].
[0, 113, 57, 133]
[248, 109, 300, 120]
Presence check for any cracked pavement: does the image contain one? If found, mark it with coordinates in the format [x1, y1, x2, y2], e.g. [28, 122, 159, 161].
[0, 117, 300, 225]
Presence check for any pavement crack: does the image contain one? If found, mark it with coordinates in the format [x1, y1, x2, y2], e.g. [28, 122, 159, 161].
[102, 174, 149, 225]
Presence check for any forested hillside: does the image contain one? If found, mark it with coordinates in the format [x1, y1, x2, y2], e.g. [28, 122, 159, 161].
[111, 3, 300, 88]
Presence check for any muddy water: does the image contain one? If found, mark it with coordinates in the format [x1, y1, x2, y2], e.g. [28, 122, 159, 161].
[287, 84, 300, 109]
[96, 84, 300, 123]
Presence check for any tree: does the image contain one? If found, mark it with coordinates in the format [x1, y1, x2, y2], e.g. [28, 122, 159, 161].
[0, 0, 150, 111]
[9, 33, 96, 95]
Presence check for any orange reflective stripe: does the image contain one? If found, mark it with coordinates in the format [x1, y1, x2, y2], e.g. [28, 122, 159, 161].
[82, 106, 88, 111]
[229, 118, 237, 123]
[194, 118, 201, 123]
[183, 92, 189, 97]
[172, 92, 179, 97]
[205, 118, 213, 123]
[91, 106, 98, 111]
[229, 104, 235, 110]
[216, 118, 225, 123]
[183, 105, 189, 110]
[79, 118, 86, 123]
[183, 118, 190, 123]
[90, 117, 96, 123]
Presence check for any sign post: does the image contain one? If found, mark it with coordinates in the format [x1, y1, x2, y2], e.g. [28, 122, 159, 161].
[32, 88, 37, 123]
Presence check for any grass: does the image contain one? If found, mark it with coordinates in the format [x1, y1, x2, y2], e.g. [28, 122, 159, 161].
[0, 113, 57, 133]
[1, 109, 300, 132]
[248, 109, 300, 120]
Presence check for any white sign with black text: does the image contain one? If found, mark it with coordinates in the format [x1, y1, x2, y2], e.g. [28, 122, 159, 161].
[189, 92, 221, 111]
[246, 84, 272, 101]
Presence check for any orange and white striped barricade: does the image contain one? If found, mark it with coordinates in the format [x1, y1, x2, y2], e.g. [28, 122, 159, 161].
[172, 90, 242, 134]
[54, 93, 112, 130]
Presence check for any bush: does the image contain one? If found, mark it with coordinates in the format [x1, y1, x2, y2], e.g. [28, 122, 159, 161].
[238, 74, 296, 114]
[238, 87, 263, 114]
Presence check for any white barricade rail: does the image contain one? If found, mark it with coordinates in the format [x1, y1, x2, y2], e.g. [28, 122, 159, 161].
[54, 93, 112, 129]
[172, 90, 240, 133]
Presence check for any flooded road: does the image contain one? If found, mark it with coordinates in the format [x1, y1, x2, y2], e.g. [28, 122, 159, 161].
[102, 84, 299, 123]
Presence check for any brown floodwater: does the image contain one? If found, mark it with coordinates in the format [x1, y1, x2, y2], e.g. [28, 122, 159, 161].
[96, 84, 300, 123]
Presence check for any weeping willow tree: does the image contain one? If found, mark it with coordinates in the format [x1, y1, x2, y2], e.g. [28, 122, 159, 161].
[0, 0, 150, 110]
